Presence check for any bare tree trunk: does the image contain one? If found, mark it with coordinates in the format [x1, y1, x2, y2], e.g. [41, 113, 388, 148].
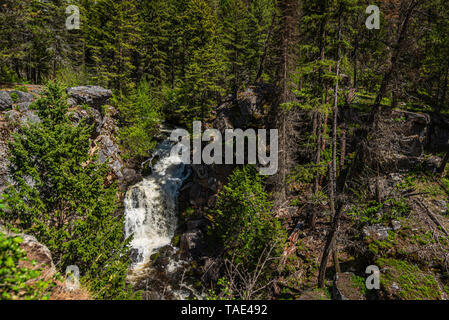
[375, 163, 382, 203]
[313, 113, 323, 195]
[311, 13, 328, 223]
[310, 112, 322, 229]
[332, 238, 341, 273]
[256, 13, 276, 83]
[319, 11, 342, 288]
[273, 0, 298, 205]
[318, 204, 343, 288]
[439, 62, 449, 112]
[372, 0, 418, 126]
[437, 151, 449, 178]
[339, 129, 346, 175]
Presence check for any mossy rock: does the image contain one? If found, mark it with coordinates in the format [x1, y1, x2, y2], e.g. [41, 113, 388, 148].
[333, 273, 366, 300]
[377, 258, 442, 300]
[297, 288, 331, 300]
[171, 234, 180, 247]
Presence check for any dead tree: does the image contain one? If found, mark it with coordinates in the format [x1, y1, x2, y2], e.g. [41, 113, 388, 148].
[372, 0, 419, 127]
[318, 11, 342, 288]
[272, 0, 299, 205]
[437, 151, 449, 177]
[318, 0, 420, 288]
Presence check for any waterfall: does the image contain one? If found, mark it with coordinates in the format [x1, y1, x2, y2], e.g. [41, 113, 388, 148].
[124, 137, 190, 269]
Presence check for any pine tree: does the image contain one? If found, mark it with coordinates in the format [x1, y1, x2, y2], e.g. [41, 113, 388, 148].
[86, 0, 141, 93]
[137, 0, 172, 87]
[1, 83, 133, 299]
[178, 0, 225, 124]
[220, 0, 249, 96]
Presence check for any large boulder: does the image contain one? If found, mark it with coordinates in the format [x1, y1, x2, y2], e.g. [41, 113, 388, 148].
[237, 84, 274, 122]
[429, 113, 449, 152]
[180, 229, 204, 259]
[0, 91, 13, 110]
[0, 229, 56, 278]
[19, 234, 56, 277]
[11, 91, 34, 104]
[66, 86, 113, 110]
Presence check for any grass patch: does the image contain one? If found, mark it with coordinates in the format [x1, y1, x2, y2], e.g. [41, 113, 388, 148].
[377, 258, 441, 300]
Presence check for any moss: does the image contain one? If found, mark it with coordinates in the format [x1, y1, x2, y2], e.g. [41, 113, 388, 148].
[367, 231, 397, 257]
[171, 234, 180, 247]
[150, 251, 160, 263]
[377, 258, 441, 300]
[14, 85, 29, 93]
[351, 275, 368, 295]
[10, 92, 18, 103]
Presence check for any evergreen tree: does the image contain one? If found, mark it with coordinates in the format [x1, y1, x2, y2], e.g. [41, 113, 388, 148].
[0, 83, 133, 299]
[220, 0, 249, 95]
[210, 166, 287, 275]
[178, 0, 225, 124]
[86, 0, 141, 93]
[137, 0, 172, 87]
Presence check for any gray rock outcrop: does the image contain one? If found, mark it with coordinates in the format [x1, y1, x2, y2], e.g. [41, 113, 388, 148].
[66, 86, 113, 110]
[0, 91, 13, 110]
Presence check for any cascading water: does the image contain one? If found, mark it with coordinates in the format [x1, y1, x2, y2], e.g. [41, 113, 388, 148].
[124, 133, 190, 274]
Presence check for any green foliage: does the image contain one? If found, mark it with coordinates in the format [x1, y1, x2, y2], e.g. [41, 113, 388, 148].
[54, 66, 92, 88]
[10, 92, 18, 103]
[176, 0, 225, 124]
[137, 0, 172, 87]
[289, 162, 328, 185]
[207, 277, 233, 300]
[0, 232, 54, 300]
[347, 196, 410, 226]
[85, 0, 142, 92]
[209, 165, 287, 277]
[0, 83, 134, 300]
[116, 80, 161, 159]
[377, 258, 442, 300]
[14, 86, 29, 93]
[218, 0, 274, 94]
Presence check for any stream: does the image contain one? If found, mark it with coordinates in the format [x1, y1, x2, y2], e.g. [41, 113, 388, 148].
[123, 129, 198, 299]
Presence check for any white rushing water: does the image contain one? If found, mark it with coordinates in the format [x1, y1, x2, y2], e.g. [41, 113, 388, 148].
[124, 137, 190, 269]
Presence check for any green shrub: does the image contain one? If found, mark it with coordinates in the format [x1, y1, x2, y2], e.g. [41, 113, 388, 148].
[377, 258, 442, 300]
[116, 80, 161, 159]
[53, 66, 91, 88]
[208, 166, 287, 297]
[0, 83, 135, 300]
[10, 92, 18, 103]
[14, 86, 29, 93]
[0, 232, 54, 300]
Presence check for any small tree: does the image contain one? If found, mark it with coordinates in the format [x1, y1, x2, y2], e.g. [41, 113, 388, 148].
[116, 79, 161, 160]
[209, 166, 287, 298]
[0, 230, 55, 300]
[0, 83, 133, 299]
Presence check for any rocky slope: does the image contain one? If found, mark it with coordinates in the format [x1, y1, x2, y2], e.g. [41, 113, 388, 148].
[175, 84, 449, 300]
[0, 85, 132, 299]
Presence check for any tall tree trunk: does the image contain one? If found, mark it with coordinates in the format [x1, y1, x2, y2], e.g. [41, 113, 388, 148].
[274, 0, 298, 204]
[319, 11, 342, 288]
[339, 129, 346, 175]
[313, 113, 323, 195]
[437, 151, 449, 177]
[439, 62, 449, 112]
[372, 0, 418, 126]
[256, 13, 276, 83]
